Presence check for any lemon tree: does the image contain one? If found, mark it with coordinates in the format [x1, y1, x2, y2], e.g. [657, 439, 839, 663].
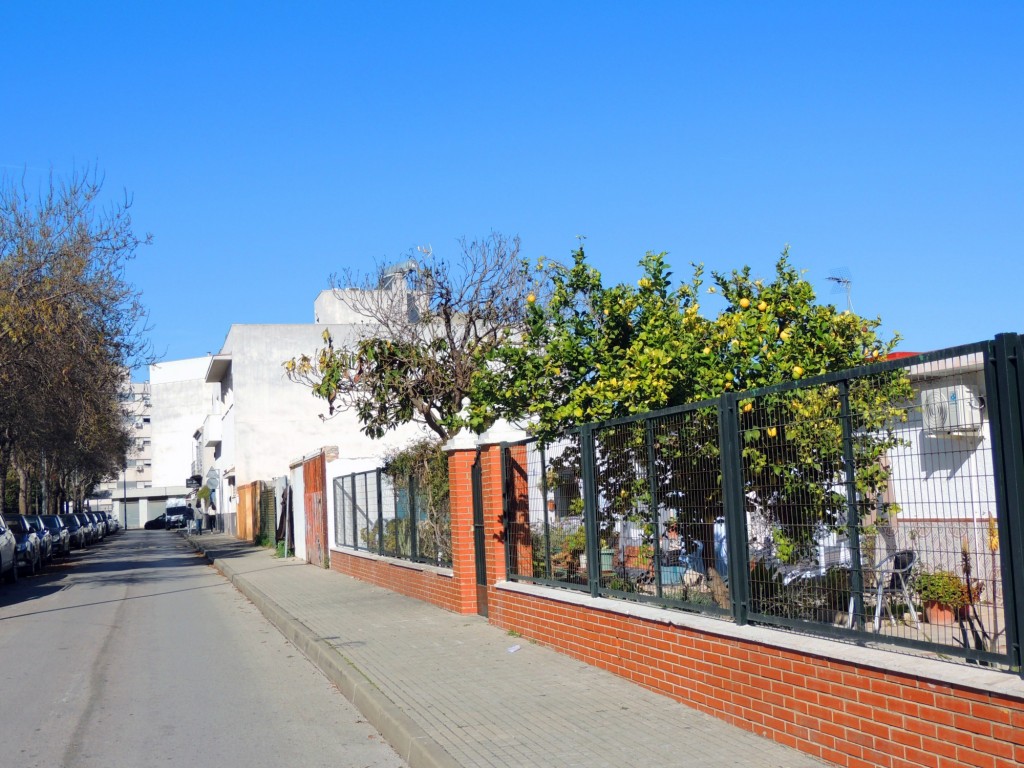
[471, 244, 911, 560]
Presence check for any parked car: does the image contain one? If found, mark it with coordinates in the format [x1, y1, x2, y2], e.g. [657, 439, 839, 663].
[24, 514, 54, 564]
[40, 514, 71, 556]
[74, 512, 96, 544]
[105, 512, 120, 534]
[3, 514, 42, 576]
[144, 513, 167, 530]
[86, 511, 106, 540]
[165, 506, 194, 530]
[0, 516, 17, 583]
[62, 514, 87, 549]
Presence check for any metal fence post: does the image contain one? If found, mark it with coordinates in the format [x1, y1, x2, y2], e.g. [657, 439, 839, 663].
[580, 425, 602, 598]
[986, 333, 1024, 674]
[350, 473, 358, 550]
[500, 443, 511, 580]
[718, 393, 749, 625]
[645, 420, 664, 595]
[839, 379, 866, 630]
[539, 442, 552, 579]
[409, 473, 418, 561]
[376, 468, 384, 554]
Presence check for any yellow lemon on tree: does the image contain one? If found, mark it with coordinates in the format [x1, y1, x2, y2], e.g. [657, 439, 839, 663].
[758, 301, 768, 312]
[767, 426, 778, 438]
[743, 402, 753, 413]
[527, 293, 536, 304]
[739, 297, 750, 308]
[793, 365, 804, 378]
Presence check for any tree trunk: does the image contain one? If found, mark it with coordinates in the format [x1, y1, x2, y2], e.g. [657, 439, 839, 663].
[0, 442, 9, 516]
[17, 464, 29, 515]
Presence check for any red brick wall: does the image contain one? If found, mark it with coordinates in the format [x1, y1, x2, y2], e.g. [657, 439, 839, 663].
[329, 550, 469, 613]
[326, 446, 480, 615]
[487, 588, 1024, 768]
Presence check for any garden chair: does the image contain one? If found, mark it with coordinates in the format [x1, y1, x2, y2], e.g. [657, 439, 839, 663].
[848, 549, 920, 632]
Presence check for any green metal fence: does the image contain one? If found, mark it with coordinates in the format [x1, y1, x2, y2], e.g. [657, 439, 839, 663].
[333, 468, 453, 568]
[503, 333, 1024, 673]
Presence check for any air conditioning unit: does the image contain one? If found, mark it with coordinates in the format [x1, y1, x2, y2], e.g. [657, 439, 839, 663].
[921, 383, 983, 435]
[135, 464, 145, 472]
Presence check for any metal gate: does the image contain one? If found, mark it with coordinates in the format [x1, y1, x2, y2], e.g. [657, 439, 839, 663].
[259, 486, 277, 544]
[304, 452, 328, 567]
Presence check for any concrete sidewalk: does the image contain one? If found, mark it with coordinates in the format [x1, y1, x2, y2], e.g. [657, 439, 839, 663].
[184, 532, 829, 768]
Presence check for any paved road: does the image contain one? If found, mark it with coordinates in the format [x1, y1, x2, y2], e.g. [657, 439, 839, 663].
[0, 530, 406, 768]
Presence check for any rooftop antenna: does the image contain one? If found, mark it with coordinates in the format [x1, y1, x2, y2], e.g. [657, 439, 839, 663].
[827, 267, 854, 313]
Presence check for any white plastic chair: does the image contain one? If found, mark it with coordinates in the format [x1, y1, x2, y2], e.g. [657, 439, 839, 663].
[848, 549, 920, 631]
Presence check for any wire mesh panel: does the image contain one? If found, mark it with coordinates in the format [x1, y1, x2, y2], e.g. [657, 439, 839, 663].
[334, 475, 354, 547]
[592, 404, 729, 612]
[500, 336, 1022, 670]
[334, 471, 380, 550]
[737, 344, 1009, 666]
[505, 433, 589, 591]
[352, 471, 376, 550]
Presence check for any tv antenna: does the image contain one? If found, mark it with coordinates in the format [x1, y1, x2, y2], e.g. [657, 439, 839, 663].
[827, 268, 853, 313]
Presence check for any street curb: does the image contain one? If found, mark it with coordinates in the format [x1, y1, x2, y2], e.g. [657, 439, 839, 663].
[188, 539, 461, 768]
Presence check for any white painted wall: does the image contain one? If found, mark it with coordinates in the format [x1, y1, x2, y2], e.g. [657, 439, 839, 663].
[888, 369, 994, 522]
[213, 323, 428, 489]
[150, 357, 219, 487]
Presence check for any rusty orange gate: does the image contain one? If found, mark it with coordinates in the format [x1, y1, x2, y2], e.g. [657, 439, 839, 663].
[303, 452, 328, 567]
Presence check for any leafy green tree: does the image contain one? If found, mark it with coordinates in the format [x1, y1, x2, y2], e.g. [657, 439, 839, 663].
[471, 243, 911, 561]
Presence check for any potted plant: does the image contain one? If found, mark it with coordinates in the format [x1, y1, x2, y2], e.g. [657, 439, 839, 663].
[563, 526, 589, 569]
[915, 569, 966, 624]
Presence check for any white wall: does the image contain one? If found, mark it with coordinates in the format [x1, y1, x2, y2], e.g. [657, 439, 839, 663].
[150, 357, 219, 487]
[888, 370, 994, 522]
[220, 323, 428, 488]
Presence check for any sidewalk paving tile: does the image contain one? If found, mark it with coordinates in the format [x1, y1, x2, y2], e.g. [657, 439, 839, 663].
[187, 533, 831, 768]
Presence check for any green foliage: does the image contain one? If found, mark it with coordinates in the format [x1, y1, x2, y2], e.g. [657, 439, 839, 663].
[563, 526, 587, 554]
[471, 243, 912, 555]
[275, 540, 292, 558]
[352, 438, 453, 565]
[915, 569, 968, 610]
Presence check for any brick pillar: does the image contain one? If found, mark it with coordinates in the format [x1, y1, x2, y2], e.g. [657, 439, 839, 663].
[446, 446, 479, 614]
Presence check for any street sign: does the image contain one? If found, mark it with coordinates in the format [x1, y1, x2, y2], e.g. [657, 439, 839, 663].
[206, 469, 219, 490]
[185, 476, 201, 489]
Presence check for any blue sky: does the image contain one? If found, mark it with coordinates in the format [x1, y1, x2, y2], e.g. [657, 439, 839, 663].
[3, 2, 1021, 378]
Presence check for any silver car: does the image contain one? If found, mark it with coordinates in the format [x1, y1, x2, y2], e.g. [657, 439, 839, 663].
[0, 516, 17, 583]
